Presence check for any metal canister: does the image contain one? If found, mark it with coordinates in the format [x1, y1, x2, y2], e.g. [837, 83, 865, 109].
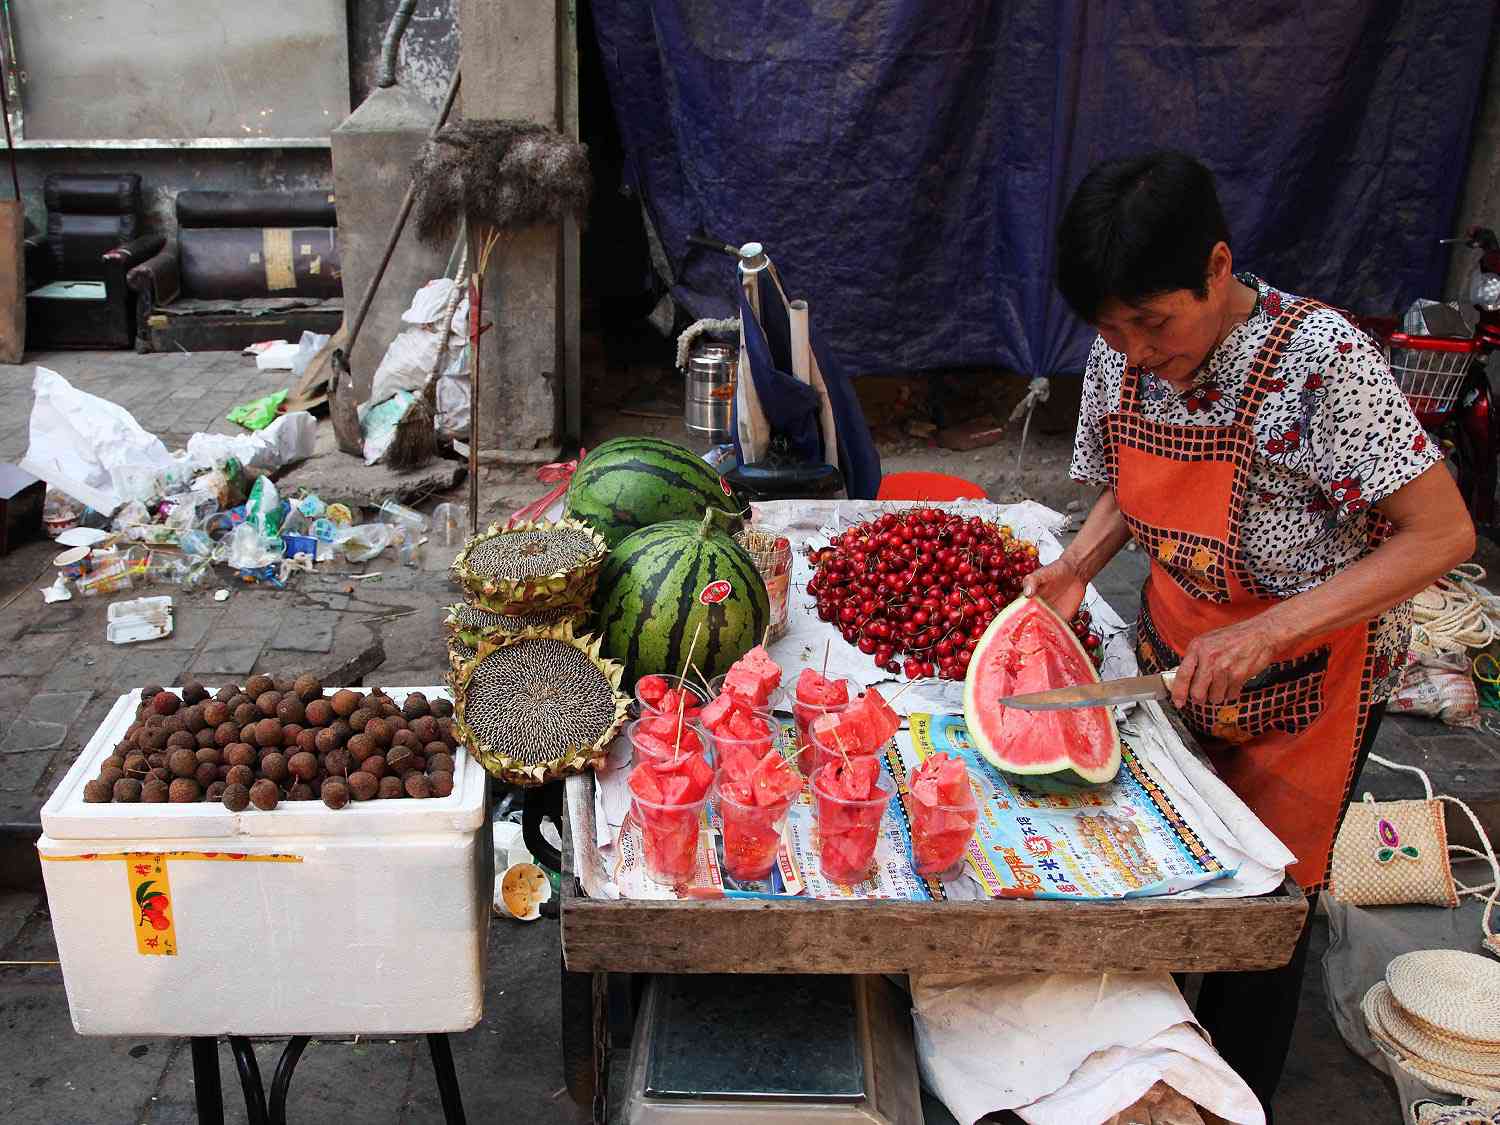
[685, 340, 736, 442]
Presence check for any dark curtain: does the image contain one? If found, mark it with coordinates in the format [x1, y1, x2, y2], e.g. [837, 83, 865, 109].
[590, 1, 1494, 378]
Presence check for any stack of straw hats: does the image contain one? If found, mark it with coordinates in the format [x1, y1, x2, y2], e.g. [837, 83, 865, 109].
[1363, 950, 1500, 1100]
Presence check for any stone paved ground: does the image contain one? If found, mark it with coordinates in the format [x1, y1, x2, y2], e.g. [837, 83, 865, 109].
[0, 348, 1489, 1121]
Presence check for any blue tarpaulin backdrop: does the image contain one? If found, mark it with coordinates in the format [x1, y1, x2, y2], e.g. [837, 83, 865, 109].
[591, 2, 1494, 379]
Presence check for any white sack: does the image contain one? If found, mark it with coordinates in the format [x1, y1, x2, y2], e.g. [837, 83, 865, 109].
[185, 411, 317, 473]
[20, 366, 172, 514]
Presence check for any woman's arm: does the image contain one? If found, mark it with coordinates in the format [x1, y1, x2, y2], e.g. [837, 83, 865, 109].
[1174, 463, 1475, 705]
[1021, 488, 1131, 619]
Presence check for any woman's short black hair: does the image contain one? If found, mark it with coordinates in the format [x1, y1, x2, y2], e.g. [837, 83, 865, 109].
[1055, 151, 1231, 324]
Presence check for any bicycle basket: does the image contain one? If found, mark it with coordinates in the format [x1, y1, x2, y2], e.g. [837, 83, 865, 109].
[1385, 333, 1479, 415]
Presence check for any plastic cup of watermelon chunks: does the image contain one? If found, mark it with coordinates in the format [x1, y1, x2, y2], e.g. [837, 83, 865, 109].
[810, 760, 894, 885]
[907, 754, 980, 879]
[634, 674, 707, 721]
[807, 719, 879, 777]
[716, 761, 801, 882]
[707, 672, 785, 716]
[626, 717, 712, 772]
[790, 671, 859, 773]
[629, 755, 716, 885]
[701, 705, 778, 772]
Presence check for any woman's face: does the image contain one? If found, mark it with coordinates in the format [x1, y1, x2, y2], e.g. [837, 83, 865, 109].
[1090, 242, 1238, 389]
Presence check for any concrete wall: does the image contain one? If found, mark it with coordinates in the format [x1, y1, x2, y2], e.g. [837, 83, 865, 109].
[1448, 18, 1500, 302]
[10, 0, 459, 242]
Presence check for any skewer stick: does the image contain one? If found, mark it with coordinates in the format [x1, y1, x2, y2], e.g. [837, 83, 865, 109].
[821, 639, 830, 680]
[686, 661, 715, 697]
[886, 679, 919, 706]
[674, 621, 705, 753]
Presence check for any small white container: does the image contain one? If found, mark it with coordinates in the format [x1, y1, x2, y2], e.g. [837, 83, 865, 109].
[106, 595, 173, 645]
[38, 686, 490, 1037]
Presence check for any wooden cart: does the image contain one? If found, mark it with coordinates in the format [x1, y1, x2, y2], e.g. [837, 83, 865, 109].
[556, 710, 1309, 1122]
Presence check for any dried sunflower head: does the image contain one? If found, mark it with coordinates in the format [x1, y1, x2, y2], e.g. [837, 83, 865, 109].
[450, 621, 628, 785]
[451, 518, 608, 614]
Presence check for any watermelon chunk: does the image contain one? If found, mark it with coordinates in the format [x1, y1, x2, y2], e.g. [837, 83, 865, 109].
[717, 741, 762, 782]
[628, 763, 665, 803]
[911, 752, 972, 806]
[653, 686, 703, 720]
[826, 755, 881, 802]
[722, 645, 782, 706]
[718, 776, 756, 806]
[795, 669, 849, 707]
[749, 751, 802, 806]
[845, 688, 899, 749]
[635, 716, 703, 757]
[700, 692, 738, 731]
[636, 675, 670, 707]
[962, 596, 1121, 785]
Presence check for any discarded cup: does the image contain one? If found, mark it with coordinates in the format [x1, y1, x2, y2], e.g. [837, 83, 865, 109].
[378, 499, 430, 535]
[431, 502, 463, 547]
[179, 529, 213, 557]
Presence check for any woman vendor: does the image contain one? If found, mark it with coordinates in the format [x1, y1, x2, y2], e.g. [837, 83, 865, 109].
[1024, 151, 1476, 1113]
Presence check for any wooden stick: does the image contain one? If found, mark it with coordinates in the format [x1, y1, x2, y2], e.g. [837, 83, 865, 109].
[886, 679, 919, 706]
[821, 639, 831, 680]
[674, 621, 705, 752]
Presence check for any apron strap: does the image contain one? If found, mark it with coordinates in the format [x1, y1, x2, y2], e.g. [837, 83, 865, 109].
[1232, 298, 1320, 426]
[1118, 363, 1146, 414]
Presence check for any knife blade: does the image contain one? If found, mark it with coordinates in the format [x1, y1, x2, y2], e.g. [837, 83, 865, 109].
[996, 670, 1177, 711]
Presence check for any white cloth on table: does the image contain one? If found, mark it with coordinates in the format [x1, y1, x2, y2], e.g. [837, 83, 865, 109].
[911, 970, 1265, 1125]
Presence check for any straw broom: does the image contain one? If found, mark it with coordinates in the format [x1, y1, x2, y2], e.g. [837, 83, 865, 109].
[407, 120, 591, 528]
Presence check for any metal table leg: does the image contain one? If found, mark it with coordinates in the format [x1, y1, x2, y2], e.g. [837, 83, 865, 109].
[426, 1033, 468, 1125]
[190, 1037, 224, 1125]
[227, 1037, 269, 1125]
[268, 1036, 310, 1125]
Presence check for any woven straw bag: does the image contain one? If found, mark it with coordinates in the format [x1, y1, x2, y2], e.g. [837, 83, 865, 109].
[1411, 1098, 1500, 1124]
[1330, 754, 1499, 956]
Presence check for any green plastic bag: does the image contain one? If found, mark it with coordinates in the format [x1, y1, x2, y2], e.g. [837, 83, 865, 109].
[227, 389, 288, 431]
[245, 475, 283, 537]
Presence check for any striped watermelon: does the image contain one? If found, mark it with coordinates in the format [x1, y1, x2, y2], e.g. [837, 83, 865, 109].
[595, 510, 770, 687]
[565, 437, 745, 548]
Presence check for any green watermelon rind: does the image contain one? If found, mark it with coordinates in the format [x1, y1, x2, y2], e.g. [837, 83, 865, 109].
[565, 437, 746, 549]
[961, 595, 1121, 786]
[594, 513, 770, 688]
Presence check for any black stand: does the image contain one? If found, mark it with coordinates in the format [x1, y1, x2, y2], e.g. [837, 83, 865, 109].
[189, 1034, 467, 1125]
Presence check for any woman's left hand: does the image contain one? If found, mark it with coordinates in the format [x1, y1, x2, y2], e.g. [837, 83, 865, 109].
[1171, 613, 1291, 707]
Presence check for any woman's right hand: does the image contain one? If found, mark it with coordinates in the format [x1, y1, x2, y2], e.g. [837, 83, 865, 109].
[1021, 556, 1087, 620]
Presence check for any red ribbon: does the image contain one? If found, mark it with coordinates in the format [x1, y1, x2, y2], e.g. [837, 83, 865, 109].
[507, 448, 587, 528]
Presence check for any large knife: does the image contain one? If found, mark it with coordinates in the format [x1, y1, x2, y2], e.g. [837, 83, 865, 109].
[997, 670, 1178, 711]
[997, 664, 1287, 711]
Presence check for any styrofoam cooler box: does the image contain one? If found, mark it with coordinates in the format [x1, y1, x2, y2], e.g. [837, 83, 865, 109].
[38, 687, 490, 1037]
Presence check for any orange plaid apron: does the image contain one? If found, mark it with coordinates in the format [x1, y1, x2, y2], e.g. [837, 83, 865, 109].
[1104, 299, 1380, 890]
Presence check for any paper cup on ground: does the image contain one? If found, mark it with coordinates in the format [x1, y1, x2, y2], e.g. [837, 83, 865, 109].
[498, 862, 551, 922]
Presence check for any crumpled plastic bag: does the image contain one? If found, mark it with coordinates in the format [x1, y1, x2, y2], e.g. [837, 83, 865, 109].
[402, 278, 470, 329]
[20, 366, 174, 515]
[186, 412, 316, 473]
[1389, 651, 1480, 727]
[436, 367, 470, 439]
[359, 390, 415, 466]
[245, 476, 283, 538]
[369, 279, 468, 407]
[227, 389, 289, 431]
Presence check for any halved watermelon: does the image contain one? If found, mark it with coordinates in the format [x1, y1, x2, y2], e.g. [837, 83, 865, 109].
[962, 596, 1121, 785]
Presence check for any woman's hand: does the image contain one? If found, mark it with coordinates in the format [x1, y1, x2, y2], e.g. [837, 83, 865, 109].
[1172, 613, 1290, 707]
[1021, 556, 1087, 621]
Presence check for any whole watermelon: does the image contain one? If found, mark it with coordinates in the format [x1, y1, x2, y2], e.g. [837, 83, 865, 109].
[565, 437, 745, 548]
[595, 510, 770, 687]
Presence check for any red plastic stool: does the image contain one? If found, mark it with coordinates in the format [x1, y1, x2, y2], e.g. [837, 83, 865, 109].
[875, 471, 987, 502]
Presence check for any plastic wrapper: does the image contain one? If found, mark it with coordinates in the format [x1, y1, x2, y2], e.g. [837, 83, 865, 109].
[333, 523, 391, 562]
[227, 389, 289, 432]
[359, 391, 414, 466]
[224, 522, 281, 570]
[20, 366, 173, 514]
[245, 476, 282, 538]
[185, 413, 316, 474]
[1389, 652, 1479, 727]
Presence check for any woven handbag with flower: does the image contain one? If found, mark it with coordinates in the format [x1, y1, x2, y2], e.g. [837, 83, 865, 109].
[1330, 753, 1499, 957]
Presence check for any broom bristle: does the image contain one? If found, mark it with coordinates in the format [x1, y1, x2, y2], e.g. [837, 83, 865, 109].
[387, 396, 438, 470]
[410, 120, 592, 247]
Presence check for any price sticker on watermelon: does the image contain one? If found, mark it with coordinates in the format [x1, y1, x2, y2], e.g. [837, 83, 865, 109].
[699, 580, 733, 606]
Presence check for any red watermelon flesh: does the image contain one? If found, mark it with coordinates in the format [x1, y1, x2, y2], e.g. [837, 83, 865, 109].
[653, 686, 703, 721]
[718, 741, 761, 782]
[700, 692, 738, 731]
[795, 669, 849, 708]
[636, 675, 671, 707]
[722, 645, 782, 706]
[636, 715, 704, 756]
[962, 596, 1121, 785]
[750, 751, 802, 806]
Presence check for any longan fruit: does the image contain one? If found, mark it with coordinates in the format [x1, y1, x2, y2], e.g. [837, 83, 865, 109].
[314, 727, 341, 755]
[169, 778, 201, 803]
[249, 779, 279, 810]
[321, 779, 350, 810]
[391, 729, 419, 752]
[404, 774, 430, 799]
[377, 776, 404, 799]
[360, 754, 387, 779]
[214, 722, 241, 748]
[221, 783, 250, 811]
[296, 729, 319, 756]
[293, 674, 324, 704]
[152, 691, 180, 716]
[276, 698, 305, 726]
[430, 698, 454, 719]
[402, 692, 430, 720]
[226, 764, 255, 788]
[255, 691, 282, 719]
[387, 747, 415, 775]
[83, 779, 111, 802]
[147, 752, 168, 770]
[205, 781, 227, 801]
[304, 699, 333, 727]
[181, 682, 209, 705]
[196, 728, 218, 750]
[194, 762, 218, 788]
[287, 752, 318, 781]
[245, 674, 275, 698]
[225, 743, 256, 768]
[168, 749, 198, 778]
[287, 781, 315, 802]
[214, 683, 239, 703]
[140, 683, 166, 704]
[329, 689, 361, 718]
[196, 747, 222, 767]
[348, 708, 372, 733]
[281, 723, 304, 746]
[348, 772, 378, 801]
[142, 779, 169, 803]
[203, 701, 229, 726]
[364, 718, 393, 749]
[409, 716, 439, 745]
[233, 703, 258, 728]
[180, 706, 207, 734]
[428, 771, 454, 798]
[426, 751, 454, 775]
[346, 734, 376, 762]
[167, 731, 196, 752]
[254, 719, 283, 747]
[259, 752, 289, 783]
